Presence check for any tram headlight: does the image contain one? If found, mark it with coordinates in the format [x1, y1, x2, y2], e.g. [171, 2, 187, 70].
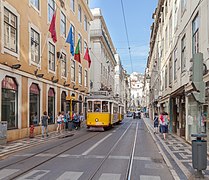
[95, 118, 99, 122]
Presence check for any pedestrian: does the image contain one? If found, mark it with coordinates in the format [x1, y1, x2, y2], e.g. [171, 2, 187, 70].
[65, 111, 70, 130]
[41, 111, 49, 138]
[153, 112, 159, 134]
[56, 112, 62, 133]
[73, 112, 80, 130]
[159, 112, 169, 140]
[79, 112, 84, 128]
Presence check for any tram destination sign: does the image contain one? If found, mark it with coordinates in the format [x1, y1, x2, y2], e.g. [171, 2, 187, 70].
[90, 91, 109, 96]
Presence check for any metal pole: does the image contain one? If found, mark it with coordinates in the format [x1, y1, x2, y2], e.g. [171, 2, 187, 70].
[70, 98, 73, 121]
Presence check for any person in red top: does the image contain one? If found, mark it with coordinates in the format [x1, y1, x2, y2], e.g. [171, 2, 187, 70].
[159, 112, 169, 140]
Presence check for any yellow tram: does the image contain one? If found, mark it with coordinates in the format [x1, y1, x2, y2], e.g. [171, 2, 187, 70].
[86, 92, 122, 129]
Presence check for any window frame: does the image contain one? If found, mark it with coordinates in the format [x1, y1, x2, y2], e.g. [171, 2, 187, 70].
[78, 65, 82, 85]
[174, 48, 177, 80]
[181, 34, 186, 72]
[48, 0, 55, 23]
[29, 23, 42, 67]
[71, 59, 75, 82]
[60, 11, 66, 38]
[192, 14, 199, 55]
[29, 0, 40, 12]
[70, 0, 75, 12]
[84, 69, 88, 87]
[61, 51, 67, 78]
[1, 2, 20, 59]
[48, 39, 56, 72]
[84, 15, 87, 31]
[78, 4, 82, 23]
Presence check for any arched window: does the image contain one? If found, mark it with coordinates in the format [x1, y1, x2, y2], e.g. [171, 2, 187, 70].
[48, 88, 55, 124]
[1, 76, 18, 129]
[29, 83, 40, 126]
[61, 91, 67, 112]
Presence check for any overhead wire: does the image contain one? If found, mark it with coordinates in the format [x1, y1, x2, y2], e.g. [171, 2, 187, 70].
[120, 0, 134, 73]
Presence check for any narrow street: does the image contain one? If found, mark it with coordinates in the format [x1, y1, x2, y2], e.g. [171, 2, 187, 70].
[0, 118, 173, 180]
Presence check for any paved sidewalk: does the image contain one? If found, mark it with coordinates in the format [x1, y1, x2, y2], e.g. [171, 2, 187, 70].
[143, 118, 209, 180]
[0, 129, 80, 159]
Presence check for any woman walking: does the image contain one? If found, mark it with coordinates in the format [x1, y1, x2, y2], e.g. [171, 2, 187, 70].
[153, 113, 159, 134]
[159, 112, 169, 140]
[56, 112, 62, 133]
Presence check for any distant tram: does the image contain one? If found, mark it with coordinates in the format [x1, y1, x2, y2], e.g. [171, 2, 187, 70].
[86, 92, 123, 130]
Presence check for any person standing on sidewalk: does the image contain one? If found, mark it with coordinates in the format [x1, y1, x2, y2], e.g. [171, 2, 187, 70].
[159, 112, 169, 140]
[153, 113, 159, 134]
[41, 111, 49, 138]
[56, 112, 62, 133]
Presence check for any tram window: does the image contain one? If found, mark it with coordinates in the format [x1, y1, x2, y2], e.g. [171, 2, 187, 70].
[102, 101, 108, 112]
[88, 101, 93, 112]
[94, 101, 101, 112]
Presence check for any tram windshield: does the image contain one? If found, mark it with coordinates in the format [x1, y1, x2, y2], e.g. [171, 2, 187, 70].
[102, 101, 108, 112]
[94, 101, 101, 112]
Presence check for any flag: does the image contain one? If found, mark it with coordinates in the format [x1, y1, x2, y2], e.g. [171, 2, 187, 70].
[66, 26, 74, 56]
[74, 39, 81, 63]
[84, 48, 91, 68]
[49, 12, 57, 43]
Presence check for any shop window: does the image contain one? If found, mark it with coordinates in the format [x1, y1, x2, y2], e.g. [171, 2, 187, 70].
[29, 83, 40, 126]
[1, 76, 18, 129]
[48, 88, 55, 124]
[61, 91, 66, 112]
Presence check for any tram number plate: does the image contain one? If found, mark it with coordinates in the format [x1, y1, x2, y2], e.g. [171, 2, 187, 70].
[96, 122, 102, 125]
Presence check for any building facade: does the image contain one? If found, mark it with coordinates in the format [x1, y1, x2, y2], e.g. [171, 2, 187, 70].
[90, 8, 116, 95]
[0, 0, 93, 141]
[146, 0, 209, 146]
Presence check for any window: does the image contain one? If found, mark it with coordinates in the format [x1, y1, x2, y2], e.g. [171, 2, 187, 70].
[71, 60, 75, 81]
[174, 48, 177, 80]
[165, 66, 168, 89]
[102, 101, 108, 112]
[84, 41, 87, 53]
[165, 27, 168, 52]
[181, 35, 186, 71]
[192, 14, 199, 54]
[169, 58, 172, 85]
[71, 24, 75, 47]
[174, 0, 178, 31]
[29, 83, 40, 126]
[48, 42, 55, 71]
[84, 15, 87, 31]
[85, 0, 89, 5]
[78, 65, 82, 84]
[181, 0, 187, 14]
[61, 91, 66, 112]
[31, 28, 40, 64]
[4, 8, 17, 53]
[1, 77, 18, 129]
[60, 12, 66, 37]
[61, 52, 67, 77]
[48, 88, 55, 124]
[78, 34, 82, 53]
[169, 14, 172, 45]
[48, 0, 55, 22]
[70, 0, 75, 12]
[30, 0, 40, 10]
[84, 70, 88, 87]
[94, 101, 101, 112]
[78, 5, 82, 22]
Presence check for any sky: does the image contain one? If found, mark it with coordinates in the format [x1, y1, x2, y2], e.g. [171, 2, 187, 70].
[89, 0, 158, 75]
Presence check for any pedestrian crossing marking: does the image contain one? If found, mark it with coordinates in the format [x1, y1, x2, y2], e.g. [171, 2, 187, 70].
[56, 171, 83, 180]
[99, 173, 121, 180]
[16, 170, 50, 180]
[140, 175, 161, 180]
[0, 169, 19, 180]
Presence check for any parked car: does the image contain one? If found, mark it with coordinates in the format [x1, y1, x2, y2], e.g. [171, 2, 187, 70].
[127, 112, 133, 117]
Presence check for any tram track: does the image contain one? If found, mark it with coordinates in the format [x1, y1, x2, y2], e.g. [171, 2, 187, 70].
[0, 131, 101, 179]
[87, 121, 137, 180]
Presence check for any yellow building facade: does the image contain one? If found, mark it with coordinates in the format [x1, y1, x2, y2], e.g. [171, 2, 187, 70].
[0, 0, 93, 141]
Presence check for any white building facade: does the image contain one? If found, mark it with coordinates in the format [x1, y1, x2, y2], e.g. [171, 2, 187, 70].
[90, 8, 116, 95]
[147, 0, 209, 146]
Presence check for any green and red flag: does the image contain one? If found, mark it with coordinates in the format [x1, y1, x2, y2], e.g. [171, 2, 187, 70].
[74, 39, 81, 63]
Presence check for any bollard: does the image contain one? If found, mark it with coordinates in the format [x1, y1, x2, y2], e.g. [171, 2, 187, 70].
[29, 125, 35, 138]
[191, 134, 207, 178]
